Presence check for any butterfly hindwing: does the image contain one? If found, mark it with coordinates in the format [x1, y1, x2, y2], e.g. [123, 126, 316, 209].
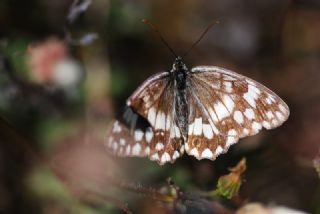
[185, 66, 289, 160]
[105, 108, 153, 158]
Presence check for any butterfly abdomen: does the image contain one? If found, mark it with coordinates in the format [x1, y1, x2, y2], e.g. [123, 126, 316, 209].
[174, 69, 189, 139]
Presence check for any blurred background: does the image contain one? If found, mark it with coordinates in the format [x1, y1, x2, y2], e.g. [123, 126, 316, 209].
[0, 0, 320, 213]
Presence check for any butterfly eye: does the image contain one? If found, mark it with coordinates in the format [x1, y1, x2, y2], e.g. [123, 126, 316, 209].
[173, 58, 187, 71]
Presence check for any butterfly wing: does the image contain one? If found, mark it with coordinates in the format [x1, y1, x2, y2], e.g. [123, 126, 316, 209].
[106, 108, 155, 158]
[106, 72, 184, 165]
[185, 66, 290, 160]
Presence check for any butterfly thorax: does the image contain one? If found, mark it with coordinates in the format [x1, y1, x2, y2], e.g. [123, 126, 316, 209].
[172, 57, 189, 140]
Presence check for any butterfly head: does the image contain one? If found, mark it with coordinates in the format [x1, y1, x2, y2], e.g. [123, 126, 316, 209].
[172, 57, 188, 72]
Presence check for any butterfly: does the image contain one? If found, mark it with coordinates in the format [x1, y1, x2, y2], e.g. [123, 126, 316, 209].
[105, 20, 289, 165]
[105, 56, 289, 165]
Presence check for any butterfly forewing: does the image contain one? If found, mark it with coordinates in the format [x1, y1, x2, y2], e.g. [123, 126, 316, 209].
[185, 66, 289, 160]
[107, 73, 184, 165]
[127, 72, 169, 118]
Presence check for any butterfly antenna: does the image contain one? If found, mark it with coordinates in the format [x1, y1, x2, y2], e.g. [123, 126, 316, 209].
[142, 19, 178, 58]
[182, 20, 220, 58]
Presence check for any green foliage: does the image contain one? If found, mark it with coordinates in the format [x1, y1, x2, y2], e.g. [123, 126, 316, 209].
[36, 117, 80, 149]
[3, 38, 30, 78]
[211, 174, 241, 199]
[110, 68, 130, 97]
[27, 167, 101, 214]
[210, 158, 246, 199]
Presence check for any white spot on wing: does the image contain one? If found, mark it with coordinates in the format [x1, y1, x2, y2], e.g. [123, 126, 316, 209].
[214, 101, 230, 120]
[203, 124, 213, 139]
[223, 95, 235, 112]
[185, 143, 190, 152]
[243, 92, 256, 108]
[266, 94, 275, 104]
[279, 104, 287, 114]
[194, 118, 202, 135]
[212, 81, 221, 89]
[165, 115, 171, 131]
[120, 138, 126, 146]
[188, 122, 194, 135]
[190, 148, 199, 158]
[155, 142, 164, 151]
[150, 153, 159, 161]
[113, 121, 121, 133]
[174, 126, 181, 138]
[252, 122, 262, 133]
[155, 111, 166, 130]
[145, 146, 150, 155]
[266, 111, 274, 119]
[234, 111, 244, 124]
[148, 107, 156, 126]
[172, 151, 180, 159]
[226, 129, 237, 147]
[248, 83, 261, 95]
[134, 129, 144, 141]
[180, 146, 185, 154]
[244, 108, 255, 120]
[262, 121, 271, 129]
[223, 81, 233, 93]
[243, 128, 249, 135]
[215, 146, 224, 156]
[161, 152, 171, 163]
[132, 143, 141, 155]
[271, 119, 277, 126]
[243, 84, 260, 108]
[266, 97, 272, 104]
[145, 128, 153, 143]
[275, 111, 285, 121]
[143, 95, 150, 103]
[201, 148, 213, 159]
